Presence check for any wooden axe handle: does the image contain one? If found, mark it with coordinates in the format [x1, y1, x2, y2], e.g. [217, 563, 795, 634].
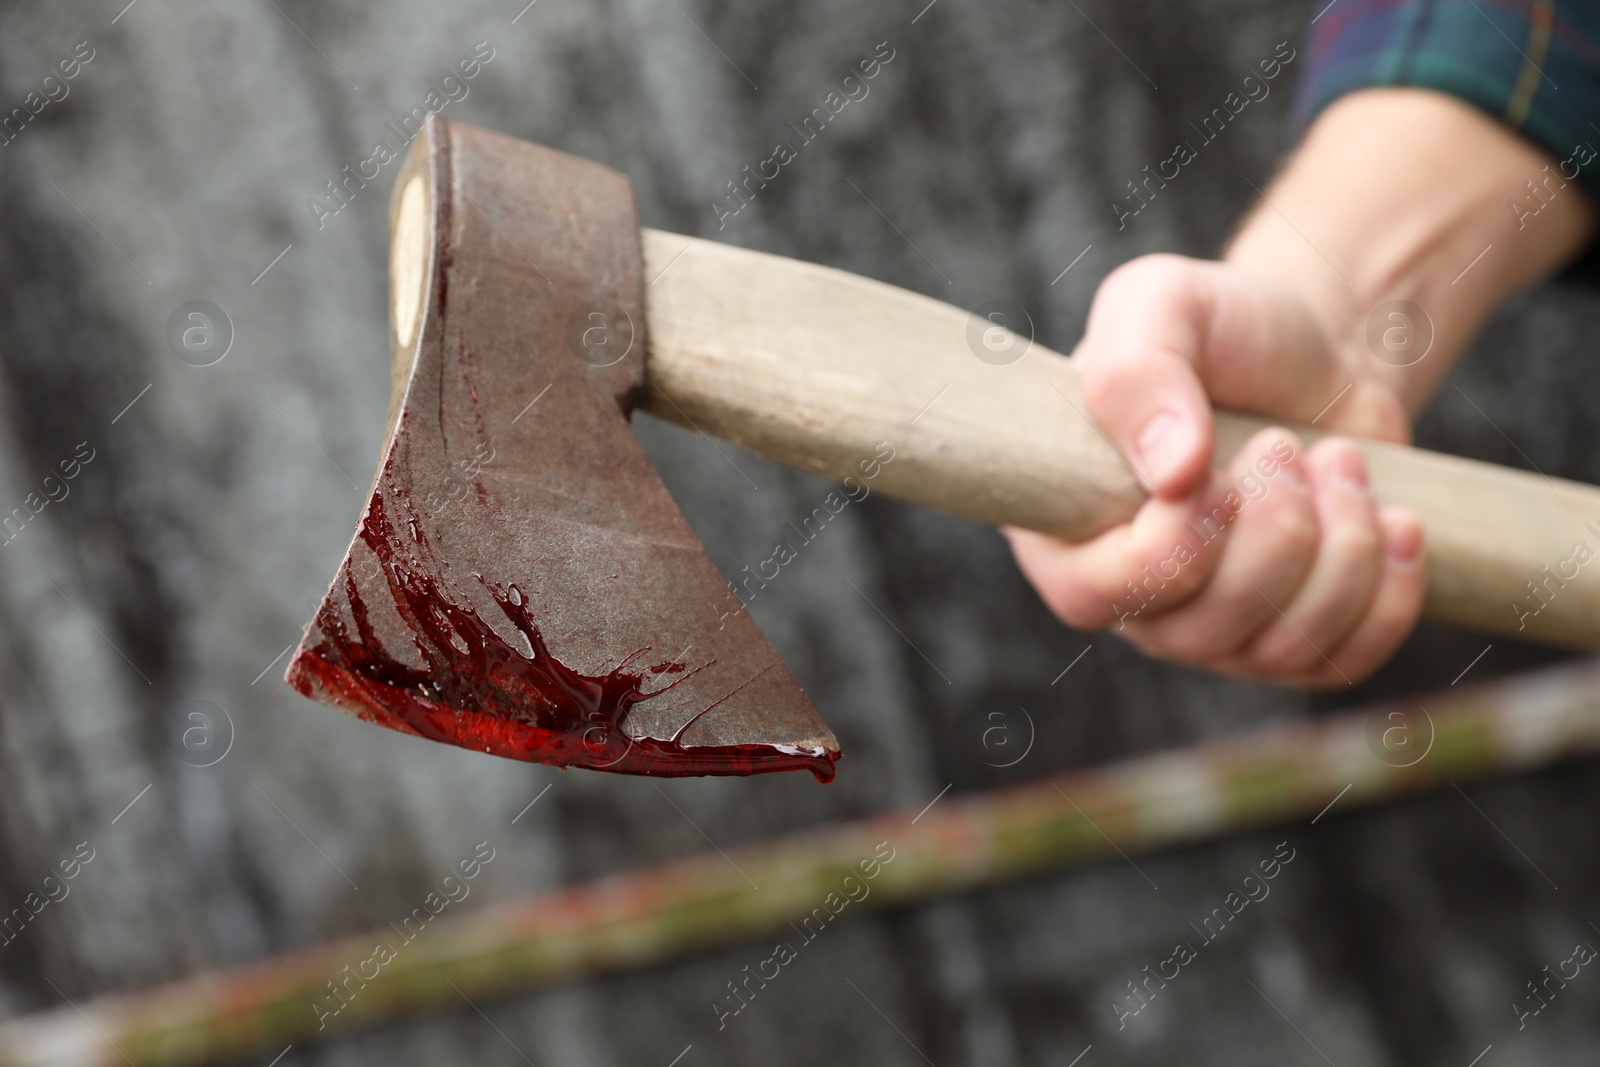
[638, 229, 1600, 650]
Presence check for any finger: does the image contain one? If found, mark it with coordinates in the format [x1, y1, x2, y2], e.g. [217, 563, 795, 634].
[1303, 376, 1413, 445]
[1077, 256, 1217, 498]
[1077, 256, 1371, 501]
[1297, 506, 1427, 686]
[1235, 438, 1384, 676]
[1001, 481, 1232, 630]
[1121, 429, 1317, 663]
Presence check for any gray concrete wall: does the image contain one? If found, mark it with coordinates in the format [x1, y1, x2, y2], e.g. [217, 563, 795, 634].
[0, 1, 1595, 1064]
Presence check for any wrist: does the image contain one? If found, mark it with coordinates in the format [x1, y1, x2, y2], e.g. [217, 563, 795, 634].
[1224, 88, 1596, 415]
[1214, 241, 1413, 443]
[1222, 233, 1410, 433]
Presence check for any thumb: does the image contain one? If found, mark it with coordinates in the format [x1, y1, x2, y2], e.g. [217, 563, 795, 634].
[1076, 255, 1217, 499]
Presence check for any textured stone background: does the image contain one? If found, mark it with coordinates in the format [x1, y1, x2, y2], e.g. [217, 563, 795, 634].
[0, 0, 1598, 1064]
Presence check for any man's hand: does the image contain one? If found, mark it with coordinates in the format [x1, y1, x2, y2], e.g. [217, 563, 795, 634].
[1006, 89, 1595, 686]
[1005, 255, 1424, 686]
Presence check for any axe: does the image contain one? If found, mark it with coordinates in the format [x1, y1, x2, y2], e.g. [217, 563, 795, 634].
[287, 117, 1600, 781]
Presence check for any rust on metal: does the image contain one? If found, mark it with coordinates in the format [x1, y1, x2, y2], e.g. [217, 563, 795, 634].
[286, 117, 838, 779]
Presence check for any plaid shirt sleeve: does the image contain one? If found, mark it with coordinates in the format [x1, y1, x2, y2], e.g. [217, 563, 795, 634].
[1291, 0, 1600, 200]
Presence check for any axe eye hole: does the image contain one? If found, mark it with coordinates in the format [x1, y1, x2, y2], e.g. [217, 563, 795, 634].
[391, 174, 428, 350]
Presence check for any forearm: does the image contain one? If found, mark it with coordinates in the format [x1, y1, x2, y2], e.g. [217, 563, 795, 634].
[1226, 87, 1596, 414]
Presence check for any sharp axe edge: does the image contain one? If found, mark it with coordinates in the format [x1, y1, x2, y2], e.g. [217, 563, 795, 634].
[284, 116, 838, 780]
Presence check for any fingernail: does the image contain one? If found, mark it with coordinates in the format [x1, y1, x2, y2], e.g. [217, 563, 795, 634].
[1331, 441, 1369, 495]
[1383, 511, 1423, 569]
[1136, 411, 1193, 488]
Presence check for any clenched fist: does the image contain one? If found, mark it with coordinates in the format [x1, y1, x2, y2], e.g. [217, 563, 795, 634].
[1005, 255, 1424, 686]
[1004, 89, 1596, 686]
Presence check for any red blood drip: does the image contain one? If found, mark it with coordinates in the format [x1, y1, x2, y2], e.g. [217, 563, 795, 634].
[290, 484, 838, 782]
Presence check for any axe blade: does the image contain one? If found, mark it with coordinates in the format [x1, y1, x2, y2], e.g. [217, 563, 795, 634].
[286, 117, 838, 781]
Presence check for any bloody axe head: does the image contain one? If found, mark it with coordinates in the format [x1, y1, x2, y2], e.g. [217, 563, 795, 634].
[285, 117, 839, 780]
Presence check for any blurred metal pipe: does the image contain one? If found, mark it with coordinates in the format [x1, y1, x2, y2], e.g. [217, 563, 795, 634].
[5, 658, 1600, 1066]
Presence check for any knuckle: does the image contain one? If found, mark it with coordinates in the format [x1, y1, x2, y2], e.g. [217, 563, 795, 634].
[1100, 254, 1197, 302]
[1240, 429, 1304, 478]
[1261, 503, 1317, 557]
[1143, 614, 1246, 663]
[1247, 629, 1324, 676]
[1322, 520, 1381, 569]
[1248, 425, 1298, 453]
